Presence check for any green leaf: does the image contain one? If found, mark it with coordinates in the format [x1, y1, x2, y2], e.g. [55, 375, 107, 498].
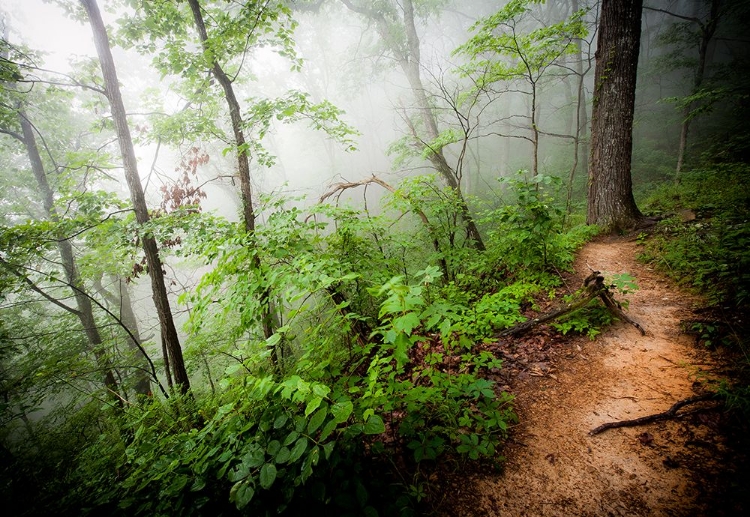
[259, 463, 277, 489]
[273, 413, 289, 429]
[190, 477, 206, 492]
[307, 407, 327, 434]
[305, 395, 323, 417]
[275, 446, 291, 464]
[364, 415, 386, 435]
[331, 400, 353, 424]
[322, 441, 335, 460]
[266, 440, 281, 456]
[312, 383, 330, 398]
[289, 437, 308, 463]
[230, 481, 255, 509]
[283, 430, 299, 446]
[393, 312, 420, 334]
[319, 419, 337, 441]
[393, 332, 411, 368]
[242, 446, 265, 469]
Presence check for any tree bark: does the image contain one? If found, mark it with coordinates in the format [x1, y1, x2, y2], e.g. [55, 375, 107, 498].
[93, 275, 152, 396]
[81, 0, 190, 394]
[185, 0, 279, 353]
[16, 109, 120, 397]
[587, 0, 643, 232]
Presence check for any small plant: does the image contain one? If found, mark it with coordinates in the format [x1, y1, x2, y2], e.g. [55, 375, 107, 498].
[364, 272, 517, 470]
[610, 273, 638, 296]
[552, 303, 615, 339]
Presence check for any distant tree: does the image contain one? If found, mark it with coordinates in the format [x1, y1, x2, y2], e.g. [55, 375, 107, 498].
[455, 0, 587, 180]
[116, 0, 356, 369]
[586, 0, 643, 232]
[645, 0, 723, 179]
[80, 0, 190, 394]
[341, 0, 486, 250]
[0, 36, 126, 398]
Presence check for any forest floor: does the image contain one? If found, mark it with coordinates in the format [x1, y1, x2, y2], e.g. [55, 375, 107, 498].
[438, 235, 748, 516]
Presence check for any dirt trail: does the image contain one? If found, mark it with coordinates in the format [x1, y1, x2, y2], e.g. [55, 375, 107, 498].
[443, 235, 734, 516]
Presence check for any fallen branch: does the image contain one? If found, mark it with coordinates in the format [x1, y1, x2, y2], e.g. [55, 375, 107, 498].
[589, 393, 719, 435]
[497, 272, 646, 337]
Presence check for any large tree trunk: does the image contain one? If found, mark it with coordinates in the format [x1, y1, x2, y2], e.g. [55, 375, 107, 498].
[587, 0, 643, 232]
[17, 109, 120, 397]
[185, 0, 279, 352]
[81, 0, 190, 394]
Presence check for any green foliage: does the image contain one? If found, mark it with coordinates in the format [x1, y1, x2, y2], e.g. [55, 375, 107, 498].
[551, 301, 613, 340]
[244, 90, 359, 167]
[550, 273, 637, 339]
[640, 164, 750, 310]
[361, 271, 516, 469]
[477, 172, 598, 285]
[454, 0, 588, 90]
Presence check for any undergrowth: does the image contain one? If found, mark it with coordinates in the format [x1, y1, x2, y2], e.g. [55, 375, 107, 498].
[1, 174, 602, 517]
[639, 162, 750, 409]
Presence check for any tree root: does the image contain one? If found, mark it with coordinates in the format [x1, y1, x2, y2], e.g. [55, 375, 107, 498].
[497, 271, 646, 337]
[589, 393, 720, 435]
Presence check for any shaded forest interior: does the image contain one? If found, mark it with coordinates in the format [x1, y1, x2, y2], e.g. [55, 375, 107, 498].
[1, 1, 749, 515]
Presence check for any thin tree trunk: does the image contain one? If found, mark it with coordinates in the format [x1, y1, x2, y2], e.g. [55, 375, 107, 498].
[93, 275, 152, 396]
[675, 0, 720, 180]
[17, 109, 120, 397]
[185, 0, 279, 362]
[341, 0, 485, 251]
[587, 0, 643, 232]
[531, 81, 539, 178]
[161, 328, 174, 390]
[81, 0, 190, 394]
[567, 0, 590, 214]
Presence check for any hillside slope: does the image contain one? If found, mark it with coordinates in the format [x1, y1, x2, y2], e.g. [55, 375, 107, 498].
[442, 236, 746, 516]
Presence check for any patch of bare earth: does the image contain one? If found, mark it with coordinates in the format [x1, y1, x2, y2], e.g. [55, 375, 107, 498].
[439, 235, 747, 516]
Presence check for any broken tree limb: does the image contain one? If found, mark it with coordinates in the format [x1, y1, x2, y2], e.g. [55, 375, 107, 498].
[598, 285, 646, 335]
[589, 393, 720, 435]
[497, 272, 646, 337]
[317, 175, 450, 279]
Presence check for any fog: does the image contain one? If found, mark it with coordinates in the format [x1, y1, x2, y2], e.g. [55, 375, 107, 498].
[1, 0, 746, 422]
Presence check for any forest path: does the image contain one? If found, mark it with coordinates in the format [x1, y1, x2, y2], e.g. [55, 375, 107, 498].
[443, 235, 729, 516]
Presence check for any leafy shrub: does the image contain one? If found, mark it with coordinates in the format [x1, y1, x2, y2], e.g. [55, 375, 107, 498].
[477, 172, 598, 288]
[640, 164, 750, 310]
[361, 269, 517, 470]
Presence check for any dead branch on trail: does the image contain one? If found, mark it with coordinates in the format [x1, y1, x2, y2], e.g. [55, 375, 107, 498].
[497, 272, 646, 338]
[589, 393, 720, 435]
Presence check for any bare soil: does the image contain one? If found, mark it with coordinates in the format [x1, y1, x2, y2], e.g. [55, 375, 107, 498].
[438, 235, 748, 516]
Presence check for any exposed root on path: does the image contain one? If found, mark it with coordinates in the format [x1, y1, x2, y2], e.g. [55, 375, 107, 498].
[589, 393, 721, 435]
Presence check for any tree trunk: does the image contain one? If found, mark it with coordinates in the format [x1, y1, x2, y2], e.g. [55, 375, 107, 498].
[587, 0, 644, 232]
[675, 0, 720, 180]
[17, 109, 120, 398]
[93, 275, 152, 396]
[531, 81, 539, 178]
[567, 0, 590, 214]
[341, 0, 485, 251]
[185, 0, 279, 354]
[81, 0, 190, 394]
